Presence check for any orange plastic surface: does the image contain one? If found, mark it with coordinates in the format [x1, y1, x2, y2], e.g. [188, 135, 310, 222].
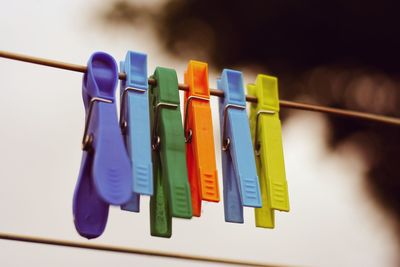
[184, 60, 220, 217]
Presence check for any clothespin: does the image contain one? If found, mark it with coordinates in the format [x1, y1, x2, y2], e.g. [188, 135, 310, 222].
[183, 60, 219, 217]
[73, 52, 132, 238]
[217, 69, 262, 223]
[247, 74, 290, 229]
[149, 67, 192, 237]
[119, 51, 153, 212]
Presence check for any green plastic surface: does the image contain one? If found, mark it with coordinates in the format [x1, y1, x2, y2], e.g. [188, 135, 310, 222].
[149, 138, 171, 237]
[149, 67, 192, 238]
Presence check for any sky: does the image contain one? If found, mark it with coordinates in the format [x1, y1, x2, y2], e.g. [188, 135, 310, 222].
[0, 0, 398, 266]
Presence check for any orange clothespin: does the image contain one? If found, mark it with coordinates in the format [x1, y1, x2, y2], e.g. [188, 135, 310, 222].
[184, 60, 220, 216]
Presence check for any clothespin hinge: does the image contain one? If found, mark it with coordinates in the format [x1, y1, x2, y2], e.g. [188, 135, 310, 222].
[221, 104, 246, 151]
[82, 97, 113, 151]
[151, 102, 178, 151]
[254, 109, 276, 156]
[119, 87, 147, 134]
[183, 95, 209, 143]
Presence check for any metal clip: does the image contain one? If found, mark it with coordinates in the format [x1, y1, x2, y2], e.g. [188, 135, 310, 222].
[81, 97, 113, 151]
[151, 102, 178, 151]
[221, 104, 246, 151]
[183, 95, 210, 143]
[119, 86, 147, 133]
[254, 110, 276, 156]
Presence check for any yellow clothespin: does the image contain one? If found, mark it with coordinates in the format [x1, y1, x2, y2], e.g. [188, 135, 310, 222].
[247, 74, 289, 228]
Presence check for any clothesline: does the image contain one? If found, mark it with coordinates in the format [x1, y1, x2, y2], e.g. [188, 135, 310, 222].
[1, 50, 400, 126]
[0, 232, 273, 267]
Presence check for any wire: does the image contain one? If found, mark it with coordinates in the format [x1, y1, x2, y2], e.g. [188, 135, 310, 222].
[1, 50, 400, 126]
[0, 232, 276, 267]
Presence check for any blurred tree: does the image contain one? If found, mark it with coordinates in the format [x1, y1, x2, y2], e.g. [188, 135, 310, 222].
[104, 0, 400, 238]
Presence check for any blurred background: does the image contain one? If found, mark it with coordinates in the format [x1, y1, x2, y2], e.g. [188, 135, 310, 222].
[0, 0, 399, 266]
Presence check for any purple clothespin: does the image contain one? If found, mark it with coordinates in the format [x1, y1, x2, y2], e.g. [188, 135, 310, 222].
[73, 52, 132, 239]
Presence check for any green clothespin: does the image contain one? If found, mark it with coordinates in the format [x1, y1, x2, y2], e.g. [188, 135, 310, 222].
[149, 67, 192, 238]
[247, 74, 289, 229]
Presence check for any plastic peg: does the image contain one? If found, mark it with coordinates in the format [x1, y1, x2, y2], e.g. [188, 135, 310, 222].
[247, 74, 290, 229]
[73, 52, 132, 238]
[217, 69, 262, 224]
[184, 60, 220, 217]
[149, 67, 192, 237]
[119, 51, 153, 212]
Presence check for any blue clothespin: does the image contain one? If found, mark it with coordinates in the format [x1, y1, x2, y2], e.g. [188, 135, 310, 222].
[217, 69, 262, 223]
[119, 51, 153, 212]
[73, 52, 132, 239]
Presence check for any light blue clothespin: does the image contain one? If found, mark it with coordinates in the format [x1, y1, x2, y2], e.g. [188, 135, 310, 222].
[217, 69, 262, 223]
[119, 51, 153, 212]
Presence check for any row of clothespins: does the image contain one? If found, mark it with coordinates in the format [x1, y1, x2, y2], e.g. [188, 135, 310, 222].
[73, 51, 290, 239]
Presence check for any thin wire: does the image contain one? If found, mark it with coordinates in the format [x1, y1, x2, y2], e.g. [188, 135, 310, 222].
[1, 50, 400, 126]
[0, 232, 276, 267]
